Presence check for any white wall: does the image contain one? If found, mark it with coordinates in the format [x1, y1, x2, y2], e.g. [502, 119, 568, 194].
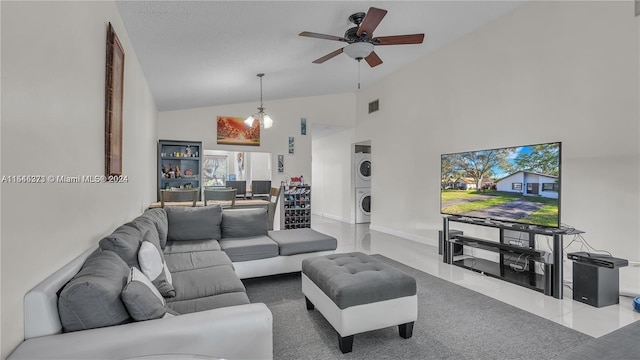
[0, 1, 158, 358]
[312, 128, 357, 222]
[355, 1, 639, 289]
[158, 93, 355, 187]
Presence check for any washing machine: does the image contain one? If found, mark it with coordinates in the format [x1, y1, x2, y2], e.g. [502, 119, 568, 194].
[355, 187, 371, 223]
[354, 153, 371, 188]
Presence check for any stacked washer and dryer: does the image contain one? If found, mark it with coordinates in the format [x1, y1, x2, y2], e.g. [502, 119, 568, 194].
[355, 153, 371, 223]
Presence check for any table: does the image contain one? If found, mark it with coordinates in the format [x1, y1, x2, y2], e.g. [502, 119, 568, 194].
[149, 199, 269, 209]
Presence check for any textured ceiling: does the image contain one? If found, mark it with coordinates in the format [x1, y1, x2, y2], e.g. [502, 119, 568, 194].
[116, 1, 524, 111]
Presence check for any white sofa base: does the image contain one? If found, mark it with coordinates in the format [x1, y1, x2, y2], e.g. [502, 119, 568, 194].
[13, 247, 276, 360]
[9, 303, 272, 359]
[233, 250, 335, 279]
[301, 274, 417, 337]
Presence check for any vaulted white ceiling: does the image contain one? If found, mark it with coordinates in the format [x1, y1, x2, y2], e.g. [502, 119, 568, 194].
[116, 1, 524, 111]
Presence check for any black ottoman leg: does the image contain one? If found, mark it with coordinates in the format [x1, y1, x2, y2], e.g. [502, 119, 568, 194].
[305, 296, 314, 310]
[399, 322, 414, 339]
[338, 334, 354, 353]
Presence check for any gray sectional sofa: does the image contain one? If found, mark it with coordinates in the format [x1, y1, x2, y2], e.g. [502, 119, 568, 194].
[8, 205, 337, 360]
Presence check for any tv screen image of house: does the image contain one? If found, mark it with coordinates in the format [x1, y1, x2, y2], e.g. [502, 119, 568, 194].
[441, 142, 561, 228]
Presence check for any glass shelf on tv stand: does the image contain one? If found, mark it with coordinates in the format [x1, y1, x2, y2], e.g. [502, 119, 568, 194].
[446, 216, 583, 236]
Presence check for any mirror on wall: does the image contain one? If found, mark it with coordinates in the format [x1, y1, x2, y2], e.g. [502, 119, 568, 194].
[202, 150, 271, 187]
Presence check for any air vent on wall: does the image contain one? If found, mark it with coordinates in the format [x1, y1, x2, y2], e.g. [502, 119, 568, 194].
[368, 99, 379, 114]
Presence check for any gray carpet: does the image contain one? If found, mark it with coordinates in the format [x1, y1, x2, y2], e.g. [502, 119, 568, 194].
[559, 320, 640, 360]
[243, 255, 593, 360]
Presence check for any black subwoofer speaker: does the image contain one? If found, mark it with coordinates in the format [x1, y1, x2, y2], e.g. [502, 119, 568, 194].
[572, 262, 620, 308]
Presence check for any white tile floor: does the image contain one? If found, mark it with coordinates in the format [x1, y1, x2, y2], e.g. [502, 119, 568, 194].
[310, 215, 640, 338]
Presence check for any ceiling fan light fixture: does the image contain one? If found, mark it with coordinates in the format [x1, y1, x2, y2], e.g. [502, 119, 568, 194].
[246, 73, 274, 129]
[343, 42, 374, 60]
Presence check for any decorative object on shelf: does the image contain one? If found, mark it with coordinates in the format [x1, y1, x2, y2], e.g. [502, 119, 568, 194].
[104, 22, 125, 176]
[288, 136, 294, 154]
[217, 116, 260, 146]
[278, 155, 284, 173]
[289, 176, 305, 186]
[301, 118, 307, 135]
[244, 73, 274, 129]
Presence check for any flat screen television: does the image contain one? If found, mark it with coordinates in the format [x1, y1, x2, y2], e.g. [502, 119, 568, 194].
[441, 141, 561, 228]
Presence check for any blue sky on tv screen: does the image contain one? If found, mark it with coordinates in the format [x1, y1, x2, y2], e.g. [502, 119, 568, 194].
[492, 144, 558, 179]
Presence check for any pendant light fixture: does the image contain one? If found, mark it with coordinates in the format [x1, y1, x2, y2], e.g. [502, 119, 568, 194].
[245, 73, 273, 129]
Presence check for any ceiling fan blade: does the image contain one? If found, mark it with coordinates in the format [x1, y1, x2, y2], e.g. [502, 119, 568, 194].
[356, 7, 387, 37]
[299, 31, 345, 42]
[364, 51, 383, 67]
[373, 34, 425, 45]
[312, 48, 344, 64]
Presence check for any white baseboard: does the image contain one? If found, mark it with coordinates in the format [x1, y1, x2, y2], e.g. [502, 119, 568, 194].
[319, 213, 352, 224]
[369, 224, 439, 248]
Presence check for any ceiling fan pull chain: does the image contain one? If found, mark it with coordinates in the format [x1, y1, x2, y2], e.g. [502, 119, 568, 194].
[358, 60, 361, 90]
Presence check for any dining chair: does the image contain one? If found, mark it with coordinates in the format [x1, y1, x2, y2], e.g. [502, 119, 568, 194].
[203, 188, 237, 208]
[267, 186, 282, 230]
[159, 189, 199, 208]
[225, 180, 247, 199]
[251, 180, 272, 200]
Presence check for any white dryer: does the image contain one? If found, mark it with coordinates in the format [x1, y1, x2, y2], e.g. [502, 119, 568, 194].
[355, 187, 371, 223]
[354, 153, 371, 188]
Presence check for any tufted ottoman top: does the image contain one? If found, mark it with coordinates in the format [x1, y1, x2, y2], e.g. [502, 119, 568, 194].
[302, 252, 416, 309]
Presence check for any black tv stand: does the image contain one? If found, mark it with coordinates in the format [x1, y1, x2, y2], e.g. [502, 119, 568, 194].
[443, 216, 584, 299]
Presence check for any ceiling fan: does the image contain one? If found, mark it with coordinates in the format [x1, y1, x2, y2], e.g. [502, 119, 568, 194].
[299, 7, 425, 67]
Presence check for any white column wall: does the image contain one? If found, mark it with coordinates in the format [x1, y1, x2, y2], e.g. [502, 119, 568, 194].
[1, 1, 158, 358]
[311, 128, 357, 223]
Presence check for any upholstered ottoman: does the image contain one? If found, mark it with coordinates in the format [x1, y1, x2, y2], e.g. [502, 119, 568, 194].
[301, 252, 417, 353]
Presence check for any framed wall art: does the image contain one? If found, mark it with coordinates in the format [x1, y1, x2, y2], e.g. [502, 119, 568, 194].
[288, 136, 295, 154]
[217, 116, 260, 146]
[105, 23, 125, 176]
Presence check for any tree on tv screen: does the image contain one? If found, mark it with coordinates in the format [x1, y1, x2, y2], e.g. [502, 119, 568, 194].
[500, 143, 560, 176]
[448, 148, 514, 189]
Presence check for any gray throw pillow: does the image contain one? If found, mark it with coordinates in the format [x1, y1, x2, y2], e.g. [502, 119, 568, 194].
[58, 250, 131, 332]
[221, 208, 268, 238]
[121, 267, 172, 321]
[138, 230, 175, 297]
[166, 206, 222, 241]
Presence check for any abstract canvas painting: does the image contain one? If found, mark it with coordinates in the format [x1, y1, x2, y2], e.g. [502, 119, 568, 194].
[217, 116, 260, 146]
